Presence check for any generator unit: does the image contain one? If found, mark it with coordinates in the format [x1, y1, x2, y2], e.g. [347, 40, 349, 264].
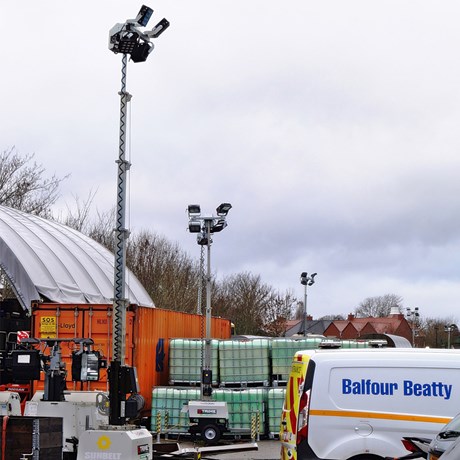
[184, 400, 229, 444]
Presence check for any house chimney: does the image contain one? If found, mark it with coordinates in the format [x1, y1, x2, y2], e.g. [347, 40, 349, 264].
[347, 313, 354, 321]
[307, 315, 313, 321]
[389, 307, 401, 317]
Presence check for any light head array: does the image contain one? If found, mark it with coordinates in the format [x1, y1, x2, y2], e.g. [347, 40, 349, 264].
[109, 5, 170, 63]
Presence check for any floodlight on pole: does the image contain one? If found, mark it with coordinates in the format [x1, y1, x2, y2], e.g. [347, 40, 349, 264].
[188, 204, 201, 216]
[211, 219, 227, 233]
[300, 272, 317, 337]
[107, 4, 169, 427]
[216, 203, 232, 216]
[188, 220, 201, 233]
[187, 203, 232, 400]
[109, 4, 170, 63]
[135, 5, 154, 27]
[406, 307, 420, 347]
[444, 323, 457, 349]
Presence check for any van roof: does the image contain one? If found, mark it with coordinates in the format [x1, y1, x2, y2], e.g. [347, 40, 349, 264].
[295, 347, 460, 363]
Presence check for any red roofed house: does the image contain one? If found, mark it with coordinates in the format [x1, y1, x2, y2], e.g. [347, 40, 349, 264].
[323, 311, 414, 345]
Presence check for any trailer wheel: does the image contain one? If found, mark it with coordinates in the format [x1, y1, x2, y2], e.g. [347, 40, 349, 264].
[201, 423, 221, 444]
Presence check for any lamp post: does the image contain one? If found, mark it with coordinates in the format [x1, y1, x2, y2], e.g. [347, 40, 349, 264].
[300, 272, 317, 337]
[187, 203, 232, 399]
[405, 307, 420, 347]
[444, 324, 457, 349]
[107, 5, 169, 426]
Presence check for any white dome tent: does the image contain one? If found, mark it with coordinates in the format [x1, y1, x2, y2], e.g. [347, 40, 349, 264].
[0, 205, 154, 312]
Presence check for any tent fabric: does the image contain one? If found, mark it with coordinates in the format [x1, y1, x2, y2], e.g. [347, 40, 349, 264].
[0, 205, 154, 311]
[361, 333, 412, 348]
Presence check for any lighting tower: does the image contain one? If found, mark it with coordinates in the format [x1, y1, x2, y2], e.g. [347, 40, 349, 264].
[406, 307, 420, 347]
[187, 203, 232, 400]
[108, 5, 169, 426]
[445, 324, 457, 349]
[77, 6, 170, 458]
[300, 272, 317, 337]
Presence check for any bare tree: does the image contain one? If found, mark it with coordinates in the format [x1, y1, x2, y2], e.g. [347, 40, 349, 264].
[61, 190, 98, 232]
[126, 230, 200, 312]
[212, 273, 300, 336]
[61, 196, 115, 251]
[319, 314, 346, 320]
[214, 272, 279, 335]
[262, 289, 297, 337]
[355, 294, 403, 318]
[0, 147, 67, 216]
[420, 316, 459, 348]
[85, 207, 116, 252]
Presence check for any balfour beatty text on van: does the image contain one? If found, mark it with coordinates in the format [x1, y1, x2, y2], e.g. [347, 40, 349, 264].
[342, 379, 452, 400]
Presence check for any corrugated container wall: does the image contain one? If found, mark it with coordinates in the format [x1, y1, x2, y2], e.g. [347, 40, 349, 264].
[31, 303, 231, 412]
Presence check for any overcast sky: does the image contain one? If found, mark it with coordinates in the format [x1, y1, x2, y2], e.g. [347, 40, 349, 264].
[2, 1, 460, 322]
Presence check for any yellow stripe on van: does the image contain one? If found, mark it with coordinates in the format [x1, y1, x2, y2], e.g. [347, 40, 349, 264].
[310, 409, 452, 424]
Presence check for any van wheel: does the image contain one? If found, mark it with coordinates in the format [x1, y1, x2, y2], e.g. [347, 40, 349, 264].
[201, 423, 221, 445]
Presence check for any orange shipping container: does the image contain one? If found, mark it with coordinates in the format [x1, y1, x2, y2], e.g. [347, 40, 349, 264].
[31, 303, 231, 413]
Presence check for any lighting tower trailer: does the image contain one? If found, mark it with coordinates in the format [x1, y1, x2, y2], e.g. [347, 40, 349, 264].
[77, 5, 169, 460]
[182, 204, 234, 444]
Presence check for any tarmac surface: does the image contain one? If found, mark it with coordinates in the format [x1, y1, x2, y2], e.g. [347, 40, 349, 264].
[174, 439, 280, 460]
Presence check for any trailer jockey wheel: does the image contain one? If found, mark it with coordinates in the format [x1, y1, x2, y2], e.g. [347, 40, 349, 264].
[201, 423, 221, 445]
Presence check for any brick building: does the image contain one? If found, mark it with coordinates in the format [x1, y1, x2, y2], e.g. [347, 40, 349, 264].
[323, 312, 413, 344]
[286, 310, 416, 346]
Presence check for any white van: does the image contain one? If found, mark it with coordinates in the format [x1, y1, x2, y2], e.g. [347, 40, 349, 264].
[279, 348, 460, 460]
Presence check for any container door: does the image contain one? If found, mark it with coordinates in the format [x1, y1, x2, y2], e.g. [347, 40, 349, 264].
[36, 308, 84, 340]
[32, 305, 135, 392]
[32, 307, 84, 391]
[82, 307, 135, 390]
